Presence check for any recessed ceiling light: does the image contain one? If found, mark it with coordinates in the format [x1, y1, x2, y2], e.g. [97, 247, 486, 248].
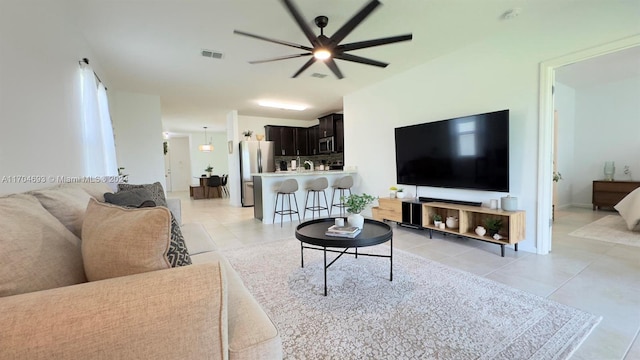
[258, 100, 307, 111]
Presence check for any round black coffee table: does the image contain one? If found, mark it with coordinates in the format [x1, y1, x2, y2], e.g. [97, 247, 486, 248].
[295, 218, 393, 296]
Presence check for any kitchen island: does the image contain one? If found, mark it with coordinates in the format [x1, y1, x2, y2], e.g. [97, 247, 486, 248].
[252, 170, 358, 224]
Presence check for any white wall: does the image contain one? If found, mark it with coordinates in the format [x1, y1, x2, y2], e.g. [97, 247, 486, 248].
[571, 75, 640, 206]
[343, 3, 640, 253]
[110, 91, 166, 188]
[0, 2, 103, 194]
[554, 82, 576, 208]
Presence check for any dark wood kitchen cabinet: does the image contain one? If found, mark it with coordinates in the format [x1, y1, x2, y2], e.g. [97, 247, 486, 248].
[265, 125, 308, 156]
[308, 125, 319, 155]
[294, 127, 308, 156]
[318, 113, 343, 138]
[334, 117, 344, 152]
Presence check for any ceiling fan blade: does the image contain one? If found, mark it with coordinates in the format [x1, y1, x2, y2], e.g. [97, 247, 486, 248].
[338, 34, 412, 52]
[234, 30, 312, 51]
[249, 53, 312, 64]
[292, 57, 317, 78]
[281, 0, 319, 46]
[334, 53, 388, 68]
[325, 58, 344, 79]
[329, 0, 381, 47]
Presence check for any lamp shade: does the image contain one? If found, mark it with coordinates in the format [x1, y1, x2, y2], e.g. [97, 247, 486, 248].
[199, 144, 214, 152]
[199, 126, 214, 152]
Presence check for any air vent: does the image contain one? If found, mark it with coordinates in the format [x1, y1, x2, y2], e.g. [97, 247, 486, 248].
[201, 49, 224, 59]
[311, 73, 328, 78]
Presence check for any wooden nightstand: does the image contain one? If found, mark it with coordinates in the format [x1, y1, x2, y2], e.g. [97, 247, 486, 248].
[592, 180, 640, 210]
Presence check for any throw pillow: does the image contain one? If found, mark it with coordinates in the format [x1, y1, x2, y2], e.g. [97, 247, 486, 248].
[0, 194, 87, 297]
[118, 182, 167, 207]
[82, 198, 172, 281]
[614, 188, 640, 231]
[104, 189, 192, 267]
[104, 188, 156, 208]
[30, 185, 93, 238]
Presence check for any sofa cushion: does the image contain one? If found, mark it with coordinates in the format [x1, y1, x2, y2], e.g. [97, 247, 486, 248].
[0, 194, 87, 297]
[191, 252, 283, 360]
[181, 223, 218, 255]
[82, 198, 172, 281]
[30, 185, 93, 238]
[104, 189, 192, 267]
[118, 182, 167, 207]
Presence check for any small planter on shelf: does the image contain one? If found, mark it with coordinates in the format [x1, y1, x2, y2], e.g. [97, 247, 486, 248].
[433, 214, 442, 227]
[484, 218, 503, 237]
[396, 189, 406, 199]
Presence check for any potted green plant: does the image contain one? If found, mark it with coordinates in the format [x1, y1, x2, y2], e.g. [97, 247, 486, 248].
[396, 187, 406, 199]
[484, 218, 503, 236]
[433, 213, 442, 227]
[341, 193, 376, 229]
[205, 165, 213, 177]
[242, 130, 253, 140]
[552, 171, 562, 182]
[389, 186, 398, 198]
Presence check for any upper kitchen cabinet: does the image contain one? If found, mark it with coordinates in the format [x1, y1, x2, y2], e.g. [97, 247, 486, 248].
[318, 113, 343, 138]
[265, 125, 305, 156]
[294, 127, 308, 156]
[334, 117, 344, 153]
[308, 125, 319, 155]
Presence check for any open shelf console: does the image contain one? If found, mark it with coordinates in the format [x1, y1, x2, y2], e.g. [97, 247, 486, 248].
[421, 202, 525, 257]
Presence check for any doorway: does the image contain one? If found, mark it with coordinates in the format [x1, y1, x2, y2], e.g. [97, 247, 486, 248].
[164, 136, 192, 193]
[537, 35, 640, 254]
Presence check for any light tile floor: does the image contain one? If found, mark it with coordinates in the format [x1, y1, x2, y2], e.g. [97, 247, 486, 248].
[173, 191, 639, 360]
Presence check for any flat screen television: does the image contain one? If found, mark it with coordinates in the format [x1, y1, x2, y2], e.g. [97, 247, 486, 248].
[394, 109, 509, 192]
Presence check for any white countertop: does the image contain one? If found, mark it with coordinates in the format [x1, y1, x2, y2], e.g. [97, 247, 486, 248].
[251, 170, 356, 177]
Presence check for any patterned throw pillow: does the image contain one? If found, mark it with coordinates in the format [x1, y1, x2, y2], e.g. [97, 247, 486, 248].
[104, 188, 192, 267]
[117, 182, 167, 207]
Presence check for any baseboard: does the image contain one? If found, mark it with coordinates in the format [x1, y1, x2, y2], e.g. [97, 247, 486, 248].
[418, 197, 482, 207]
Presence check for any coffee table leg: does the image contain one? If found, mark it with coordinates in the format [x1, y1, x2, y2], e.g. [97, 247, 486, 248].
[324, 247, 327, 296]
[390, 236, 393, 281]
[355, 247, 358, 259]
[300, 242, 304, 268]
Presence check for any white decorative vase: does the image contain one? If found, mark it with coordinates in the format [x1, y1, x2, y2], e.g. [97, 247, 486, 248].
[475, 226, 487, 236]
[396, 192, 406, 199]
[445, 216, 459, 229]
[347, 213, 365, 229]
[389, 191, 396, 198]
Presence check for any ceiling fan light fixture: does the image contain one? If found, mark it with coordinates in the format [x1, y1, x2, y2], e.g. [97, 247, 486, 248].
[258, 100, 307, 111]
[313, 49, 332, 60]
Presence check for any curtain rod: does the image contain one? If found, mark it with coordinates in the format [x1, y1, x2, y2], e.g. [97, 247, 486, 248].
[79, 58, 107, 90]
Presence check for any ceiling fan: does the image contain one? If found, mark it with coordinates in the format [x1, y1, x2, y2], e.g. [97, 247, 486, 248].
[234, 0, 412, 79]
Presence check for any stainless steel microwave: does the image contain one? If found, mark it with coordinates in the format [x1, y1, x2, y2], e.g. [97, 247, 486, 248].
[319, 136, 334, 154]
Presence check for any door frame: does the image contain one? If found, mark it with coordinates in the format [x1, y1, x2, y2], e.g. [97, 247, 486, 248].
[536, 35, 640, 254]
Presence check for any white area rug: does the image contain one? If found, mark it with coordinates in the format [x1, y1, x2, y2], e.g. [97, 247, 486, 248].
[569, 215, 640, 247]
[223, 239, 600, 359]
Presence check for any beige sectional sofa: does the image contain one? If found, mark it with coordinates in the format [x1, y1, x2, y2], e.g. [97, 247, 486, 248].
[0, 183, 282, 360]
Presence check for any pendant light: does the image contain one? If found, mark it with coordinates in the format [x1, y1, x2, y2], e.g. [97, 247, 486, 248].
[199, 126, 214, 152]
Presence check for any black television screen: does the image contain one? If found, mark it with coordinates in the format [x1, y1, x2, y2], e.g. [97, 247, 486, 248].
[395, 109, 509, 192]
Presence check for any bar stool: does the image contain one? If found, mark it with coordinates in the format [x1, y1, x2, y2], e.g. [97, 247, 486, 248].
[330, 175, 353, 217]
[303, 177, 329, 219]
[273, 179, 300, 227]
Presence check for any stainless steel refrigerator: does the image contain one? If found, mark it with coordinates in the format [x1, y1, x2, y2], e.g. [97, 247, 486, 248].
[239, 140, 274, 207]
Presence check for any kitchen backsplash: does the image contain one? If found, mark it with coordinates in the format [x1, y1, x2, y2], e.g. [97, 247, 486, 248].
[274, 152, 344, 169]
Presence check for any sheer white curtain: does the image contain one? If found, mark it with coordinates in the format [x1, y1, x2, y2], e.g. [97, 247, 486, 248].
[80, 63, 118, 176]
